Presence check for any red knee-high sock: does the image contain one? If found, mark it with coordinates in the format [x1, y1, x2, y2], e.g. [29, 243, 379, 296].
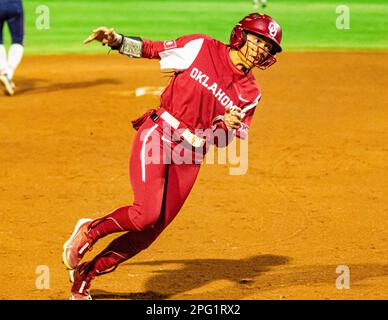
[88, 206, 138, 241]
[90, 250, 131, 275]
[87, 228, 161, 275]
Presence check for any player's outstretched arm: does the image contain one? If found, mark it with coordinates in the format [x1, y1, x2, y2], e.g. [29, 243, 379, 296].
[84, 27, 144, 58]
[84, 27, 122, 46]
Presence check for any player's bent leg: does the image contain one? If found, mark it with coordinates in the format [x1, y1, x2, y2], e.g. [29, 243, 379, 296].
[84, 121, 167, 239]
[69, 219, 171, 300]
[68, 163, 201, 299]
[63, 119, 166, 271]
[85, 161, 201, 246]
[63, 186, 165, 271]
[67, 213, 165, 299]
[161, 163, 201, 225]
[69, 227, 163, 300]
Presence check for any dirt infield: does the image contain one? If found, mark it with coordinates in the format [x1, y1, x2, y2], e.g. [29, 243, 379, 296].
[0, 52, 387, 300]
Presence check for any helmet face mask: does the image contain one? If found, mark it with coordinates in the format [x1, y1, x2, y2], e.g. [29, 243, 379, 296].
[230, 13, 282, 70]
[243, 33, 277, 70]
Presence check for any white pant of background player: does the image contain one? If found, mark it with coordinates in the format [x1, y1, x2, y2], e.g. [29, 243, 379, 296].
[253, 0, 268, 10]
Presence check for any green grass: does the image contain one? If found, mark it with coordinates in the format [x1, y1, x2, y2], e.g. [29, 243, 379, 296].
[2, 0, 387, 54]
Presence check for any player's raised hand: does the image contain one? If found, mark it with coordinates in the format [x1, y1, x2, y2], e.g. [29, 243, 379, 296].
[224, 106, 242, 130]
[83, 27, 121, 46]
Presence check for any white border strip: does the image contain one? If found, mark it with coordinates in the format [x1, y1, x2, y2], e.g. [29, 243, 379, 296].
[159, 38, 204, 70]
[141, 124, 158, 182]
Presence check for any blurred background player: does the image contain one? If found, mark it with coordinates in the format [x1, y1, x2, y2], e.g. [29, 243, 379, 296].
[0, 0, 24, 96]
[253, 0, 267, 9]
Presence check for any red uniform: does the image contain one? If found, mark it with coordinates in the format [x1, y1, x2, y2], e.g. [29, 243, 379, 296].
[143, 34, 261, 139]
[76, 34, 261, 276]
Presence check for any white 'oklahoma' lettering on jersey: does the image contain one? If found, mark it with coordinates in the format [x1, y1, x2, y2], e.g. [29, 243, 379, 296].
[189, 68, 235, 108]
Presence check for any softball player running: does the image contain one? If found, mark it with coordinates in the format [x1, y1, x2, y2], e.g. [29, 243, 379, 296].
[63, 13, 283, 300]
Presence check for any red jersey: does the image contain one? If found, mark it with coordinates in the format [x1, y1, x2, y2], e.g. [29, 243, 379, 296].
[142, 34, 261, 140]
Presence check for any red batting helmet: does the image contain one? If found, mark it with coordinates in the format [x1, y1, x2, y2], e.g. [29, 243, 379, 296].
[230, 13, 283, 55]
